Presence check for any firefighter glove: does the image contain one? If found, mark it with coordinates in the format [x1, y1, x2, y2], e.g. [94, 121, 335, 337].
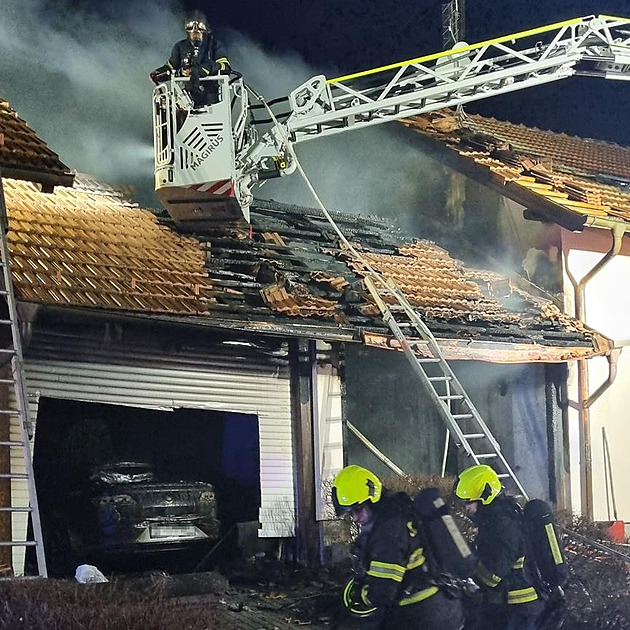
[342, 578, 377, 618]
[216, 57, 231, 75]
[150, 70, 170, 85]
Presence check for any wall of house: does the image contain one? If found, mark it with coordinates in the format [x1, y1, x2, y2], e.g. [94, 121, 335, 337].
[444, 176, 564, 296]
[343, 344, 552, 499]
[562, 228, 630, 521]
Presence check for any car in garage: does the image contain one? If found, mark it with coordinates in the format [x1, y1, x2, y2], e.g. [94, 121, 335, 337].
[89, 461, 220, 552]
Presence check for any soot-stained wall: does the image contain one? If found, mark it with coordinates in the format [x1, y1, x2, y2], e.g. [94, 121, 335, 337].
[344, 345, 551, 498]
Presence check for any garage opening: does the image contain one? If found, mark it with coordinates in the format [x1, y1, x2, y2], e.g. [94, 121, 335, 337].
[31, 398, 261, 577]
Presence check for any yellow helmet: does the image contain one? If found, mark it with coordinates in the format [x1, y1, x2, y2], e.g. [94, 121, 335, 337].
[332, 465, 382, 516]
[455, 464, 502, 505]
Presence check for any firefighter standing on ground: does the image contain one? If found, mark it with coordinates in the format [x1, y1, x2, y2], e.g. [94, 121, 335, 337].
[150, 12, 231, 106]
[332, 465, 465, 630]
[455, 464, 545, 630]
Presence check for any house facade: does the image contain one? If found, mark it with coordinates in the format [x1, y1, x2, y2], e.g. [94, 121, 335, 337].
[0, 98, 610, 575]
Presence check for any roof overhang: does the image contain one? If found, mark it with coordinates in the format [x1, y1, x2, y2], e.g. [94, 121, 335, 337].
[0, 166, 74, 192]
[25, 303, 611, 364]
[363, 331, 612, 364]
[407, 131, 592, 232]
[406, 128, 630, 235]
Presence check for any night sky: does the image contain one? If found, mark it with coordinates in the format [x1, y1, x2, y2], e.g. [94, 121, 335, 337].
[122, 0, 630, 144]
[210, 0, 630, 146]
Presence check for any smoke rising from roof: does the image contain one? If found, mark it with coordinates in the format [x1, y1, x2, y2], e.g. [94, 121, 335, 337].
[0, 0, 452, 239]
[0, 0, 181, 194]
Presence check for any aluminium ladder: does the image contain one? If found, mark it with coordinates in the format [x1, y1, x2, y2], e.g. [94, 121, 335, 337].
[0, 180, 47, 577]
[363, 275, 528, 498]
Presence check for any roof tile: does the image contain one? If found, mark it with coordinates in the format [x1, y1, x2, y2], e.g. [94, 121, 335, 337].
[0, 99, 72, 185]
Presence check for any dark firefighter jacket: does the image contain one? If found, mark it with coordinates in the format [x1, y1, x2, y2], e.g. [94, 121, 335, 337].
[473, 494, 539, 606]
[153, 35, 229, 79]
[351, 491, 442, 611]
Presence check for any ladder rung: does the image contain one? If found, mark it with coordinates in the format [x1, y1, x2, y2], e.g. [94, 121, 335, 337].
[0, 379, 16, 384]
[497, 473, 511, 479]
[463, 433, 485, 439]
[0, 319, 14, 325]
[0, 410, 19, 415]
[0, 507, 32, 513]
[0, 290, 9, 296]
[0, 541, 39, 547]
[453, 414, 473, 420]
[0, 349, 15, 354]
[476, 454, 498, 460]
[439, 395, 464, 401]
[0, 473, 29, 479]
[0, 441, 24, 447]
[418, 358, 441, 364]
[428, 376, 452, 382]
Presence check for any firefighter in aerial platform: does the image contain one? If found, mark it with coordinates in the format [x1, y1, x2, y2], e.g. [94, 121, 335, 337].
[150, 11, 231, 106]
[455, 465, 545, 630]
[332, 465, 465, 630]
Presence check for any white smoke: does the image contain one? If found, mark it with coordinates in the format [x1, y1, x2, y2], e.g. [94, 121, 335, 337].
[0, 0, 184, 202]
[0, 0, 446, 232]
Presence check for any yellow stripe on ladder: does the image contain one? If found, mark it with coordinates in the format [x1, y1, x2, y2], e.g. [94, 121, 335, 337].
[328, 17, 584, 84]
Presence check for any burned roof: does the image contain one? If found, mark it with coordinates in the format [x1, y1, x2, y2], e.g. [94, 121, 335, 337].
[0, 99, 74, 190]
[403, 111, 630, 232]
[1, 175, 608, 363]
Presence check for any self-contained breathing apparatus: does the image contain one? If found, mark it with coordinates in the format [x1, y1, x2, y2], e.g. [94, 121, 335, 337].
[344, 486, 477, 616]
[411, 487, 479, 599]
[523, 499, 569, 630]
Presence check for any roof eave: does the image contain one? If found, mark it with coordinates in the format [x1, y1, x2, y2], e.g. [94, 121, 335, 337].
[27, 303, 360, 343]
[407, 130, 588, 232]
[26, 303, 609, 364]
[363, 331, 612, 363]
[0, 166, 74, 192]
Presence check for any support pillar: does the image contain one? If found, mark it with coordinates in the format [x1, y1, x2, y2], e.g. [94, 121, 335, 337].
[290, 339, 319, 567]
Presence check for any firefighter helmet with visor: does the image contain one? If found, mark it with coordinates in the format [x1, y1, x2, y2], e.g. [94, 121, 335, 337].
[455, 464, 502, 506]
[332, 465, 382, 516]
[185, 15, 208, 45]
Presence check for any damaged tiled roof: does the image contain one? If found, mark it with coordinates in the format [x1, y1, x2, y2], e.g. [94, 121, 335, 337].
[4, 176, 213, 313]
[403, 111, 630, 230]
[0, 176, 607, 361]
[0, 99, 73, 189]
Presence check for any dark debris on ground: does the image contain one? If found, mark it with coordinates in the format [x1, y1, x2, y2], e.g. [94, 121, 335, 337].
[3, 519, 630, 629]
[0, 561, 342, 630]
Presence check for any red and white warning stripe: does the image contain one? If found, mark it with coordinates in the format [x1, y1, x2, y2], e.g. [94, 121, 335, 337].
[189, 179, 234, 197]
